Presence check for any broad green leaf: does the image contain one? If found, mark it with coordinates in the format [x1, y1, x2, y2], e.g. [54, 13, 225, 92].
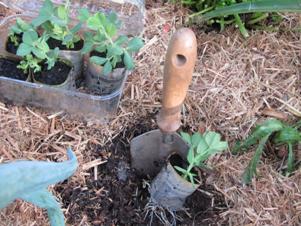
[127, 37, 144, 53]
[95, 45, 107, 53]
[180, 132, 192, 145]
[70, 23, 82, 34]
[187, 147, 195, 165]
[107, 45, 123, 57]
[10, 25, 22, 34]
[115, 35, 128, 46]
[242, 135, 270, 184]
[87, 13, 102, 30]
[78, 8, 90, 22]
[93, 33, 106, 42]
[23, 30, 38, 44]
[81, 41, 94, 54]
[57, 6, 68, 20]
[104, 23, 117, 37]
[273, 126, 301, 145]
[16, 43, 32, 56]
[102, 61, 112, 75]
[32, 14, 51, 27]
[107, 12, 118, 24]
[90, 56, 107, 65]
[191, 132, 203, 147]
[32, 48, 47, 59]
[196, 136, 208, 154]
[123, 52, 134, 70]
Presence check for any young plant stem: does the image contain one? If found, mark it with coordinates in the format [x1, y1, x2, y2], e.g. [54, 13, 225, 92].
[234, 14, 249, 38]
[287, 142, 294, 175]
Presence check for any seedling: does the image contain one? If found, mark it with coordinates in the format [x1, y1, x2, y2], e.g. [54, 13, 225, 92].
[16, 30, 59, 73]
[175, 131, 228, 185]
[32, 0, 82, 49]
[233, 118, 301, 184]
[8, 18, 34, 47]
[174, 0, 299, 38]
[80, 10, 144, 76]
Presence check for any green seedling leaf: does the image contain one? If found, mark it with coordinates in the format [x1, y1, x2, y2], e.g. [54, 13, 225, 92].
[127, 37, 144, 53]
[103, 61, 113, 75]
[87, 13, 102, 30]
[57, 5, 68, 20]
[70, 23, 82, 34]
[78, 8, 90, 22]
[115, 35, 128, 46]
[32, 0, 54, 27]
[17, 43, 32, 56]
[23, 30, 38, 45]
[174, 166, 188, 175]
[273, 126, 301, 145]
[187, 147, 195, 165]
[180, 132, 192, 145]
[287, 143, 294, 175]
[242, 135, 270, 185]
[107, 44, 123, 57]
[90, 56, 107, 65]
[124, 51, 134, 70]
[104, 23, 117, 37]
[81, 41, 94, 54]
[232, 119, 284, 154]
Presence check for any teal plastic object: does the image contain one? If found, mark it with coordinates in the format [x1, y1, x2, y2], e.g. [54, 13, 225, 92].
[0, 148, 78, 226]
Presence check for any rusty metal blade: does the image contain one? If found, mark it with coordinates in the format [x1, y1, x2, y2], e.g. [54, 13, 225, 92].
[130, 129, 189, 176]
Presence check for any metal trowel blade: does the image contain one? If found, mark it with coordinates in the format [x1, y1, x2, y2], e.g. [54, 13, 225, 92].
[130, 129, 189, 177]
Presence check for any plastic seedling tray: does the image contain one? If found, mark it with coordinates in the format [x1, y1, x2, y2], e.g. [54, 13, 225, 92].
[0, 0, 144, 122]
[0, 74, 128, 122]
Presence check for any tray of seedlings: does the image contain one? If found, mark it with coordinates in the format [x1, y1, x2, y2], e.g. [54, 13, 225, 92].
[0, 0, 145, 122]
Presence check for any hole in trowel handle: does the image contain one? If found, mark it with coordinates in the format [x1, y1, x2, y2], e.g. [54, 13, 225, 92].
[175, 54, 187, 67]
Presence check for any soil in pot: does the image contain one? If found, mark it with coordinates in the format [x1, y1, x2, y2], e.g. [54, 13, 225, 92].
[0, 58, 29, 81]
[5, 33, 22, 55]
[47, 37, 84, 51]
[33, 61, 71, 86]
[85, 51, 127, 96]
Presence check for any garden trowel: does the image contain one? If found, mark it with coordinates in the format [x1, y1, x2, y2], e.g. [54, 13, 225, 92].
[130, 28, 197, 176]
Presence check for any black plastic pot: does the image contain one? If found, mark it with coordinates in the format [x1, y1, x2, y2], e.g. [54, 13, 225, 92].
[0, 55, 30, 82]
[47, 38, 84, 83]
[85, 57, 129, 95]
[32, 58, 75, 90]
[150, 161, 200, 211]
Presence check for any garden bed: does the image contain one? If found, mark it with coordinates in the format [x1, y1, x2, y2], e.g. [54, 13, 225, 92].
[0, 1, 301, 226]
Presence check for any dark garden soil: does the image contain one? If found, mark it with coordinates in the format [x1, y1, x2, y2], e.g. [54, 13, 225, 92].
[34, 61, 71, 85]
[47, 37, 84, 51]
[0, 58, 28, 81]
[55, 118, 228, 226]
[6, 33, 22, 54]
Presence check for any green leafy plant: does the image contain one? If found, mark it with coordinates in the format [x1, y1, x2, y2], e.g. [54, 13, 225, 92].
[80, 10, 144, 76]
[16, 30, 59, 73]
[233, 118, 301, 184]
[9, 18, 34, 46]
[32, 0, 82, 49]
[174, 0, 300, 38]
[175, 131, 228, 185]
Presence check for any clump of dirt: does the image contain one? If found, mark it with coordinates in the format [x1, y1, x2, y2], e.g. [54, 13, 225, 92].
[55, 117, 228, 225]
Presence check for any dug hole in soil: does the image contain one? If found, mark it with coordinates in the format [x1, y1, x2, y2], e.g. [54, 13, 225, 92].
[55, 116, 228, 225]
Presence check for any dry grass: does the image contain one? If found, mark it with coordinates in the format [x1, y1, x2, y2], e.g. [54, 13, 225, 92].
[0, 2, 301, 226]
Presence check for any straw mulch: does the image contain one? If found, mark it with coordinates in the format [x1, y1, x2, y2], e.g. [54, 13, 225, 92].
[1, 2, 301, 226]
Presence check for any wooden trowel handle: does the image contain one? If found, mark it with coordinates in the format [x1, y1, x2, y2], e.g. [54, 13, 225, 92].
[157, 28, 197, 133]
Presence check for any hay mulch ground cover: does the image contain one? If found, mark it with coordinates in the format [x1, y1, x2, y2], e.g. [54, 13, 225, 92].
[1, 1, 301, 225]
